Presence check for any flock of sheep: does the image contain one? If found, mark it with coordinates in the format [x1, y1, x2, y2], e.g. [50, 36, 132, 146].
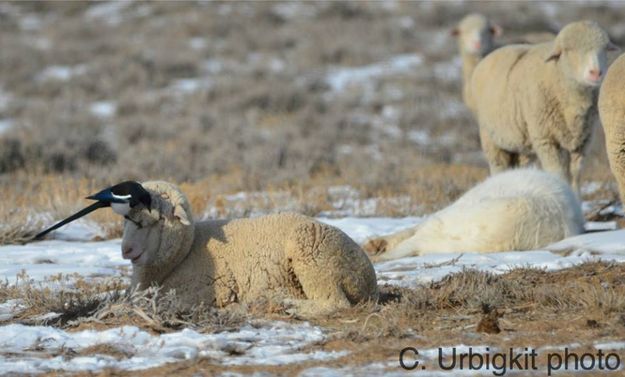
[109, 14, 625, 317]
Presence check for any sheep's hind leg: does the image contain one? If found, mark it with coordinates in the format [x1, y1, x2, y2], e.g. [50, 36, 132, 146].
[362, 226, 416, 257]
[285, 222, 355, 317]
[480, 130, 515, 173]
[535, 142, 571, 185]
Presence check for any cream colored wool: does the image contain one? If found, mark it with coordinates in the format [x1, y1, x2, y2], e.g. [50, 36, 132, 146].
[364, 169, 584, 261]
[470, 21, 616, 194]
[120, 181, 378, 316]
[452, 13, 502, 110]
[599, 53, 625, 204]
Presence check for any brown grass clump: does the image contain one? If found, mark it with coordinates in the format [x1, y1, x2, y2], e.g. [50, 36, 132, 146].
[0, 274, 246, 333]
[310, 261, 625, 344]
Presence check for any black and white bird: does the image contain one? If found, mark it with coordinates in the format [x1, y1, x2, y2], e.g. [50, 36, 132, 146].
[33, 181, 151, 240]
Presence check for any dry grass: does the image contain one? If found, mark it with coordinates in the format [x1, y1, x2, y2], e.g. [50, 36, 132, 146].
[0, 273, 246, 333]
[6, 262, 625, 336]
[1, 1, 622, 242]
[0, 164, 489, 244]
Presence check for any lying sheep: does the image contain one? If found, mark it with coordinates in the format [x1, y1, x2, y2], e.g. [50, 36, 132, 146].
[363, 169, 584, 260]
[451, 13, 502, 110]
[121, 181, 378, 316]
[470, 21, 617, 194]
[599, 53, 625, 204]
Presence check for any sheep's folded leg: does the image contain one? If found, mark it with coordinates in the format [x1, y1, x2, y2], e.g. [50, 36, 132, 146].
[285, 222, 377, 316]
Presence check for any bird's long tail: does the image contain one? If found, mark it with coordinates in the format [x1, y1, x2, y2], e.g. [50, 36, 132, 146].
[32, 201, 108, 241]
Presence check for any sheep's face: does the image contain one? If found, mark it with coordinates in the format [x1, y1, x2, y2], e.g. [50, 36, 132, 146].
[547, 21, 618, 88]
[452, 14, 501, 56]
[121, 182, 194, 272]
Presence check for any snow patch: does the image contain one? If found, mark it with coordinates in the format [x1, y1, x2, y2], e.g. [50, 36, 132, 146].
[37, 65, 87, 82]
[0, 321, 343, 373]
[167, 78, 213, 94]
[271, 2, 318, 20]
[319, 217, 423, 244]
[433, 56, 462, 82]
[19, 14, 42, 31]
[407, 129, 430, 146]
[89, 101, 117, 119]
[85, 1, 133, 26]
[188, 37, 207, 51]
[326, 54, 423, 92]
[0, 119, 14, 135]
[0, 300, 25, 321]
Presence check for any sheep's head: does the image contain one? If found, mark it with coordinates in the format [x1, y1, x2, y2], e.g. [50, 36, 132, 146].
[121, 181, 195, 282]
[452, 13, 501, 56]
[546, 21, 619, 87]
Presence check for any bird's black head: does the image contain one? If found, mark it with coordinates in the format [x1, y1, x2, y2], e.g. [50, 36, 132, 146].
[86, 181, 152, 210]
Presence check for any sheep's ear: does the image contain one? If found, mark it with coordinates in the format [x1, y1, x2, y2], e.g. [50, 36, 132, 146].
[173, 205, 191, 226]
[450, 27, 460, 37]
[608, 41, 620, 52]
[545, 46, 561, 62]
[490, 24, 503, 37]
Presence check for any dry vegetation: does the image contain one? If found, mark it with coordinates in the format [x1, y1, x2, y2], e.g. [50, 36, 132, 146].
[1, 2, 624, 242]
[4, 262, 625, 375]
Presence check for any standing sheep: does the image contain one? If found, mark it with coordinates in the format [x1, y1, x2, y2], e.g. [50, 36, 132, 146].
[120, 181, 378, 317]
[599, 53, 625, 204]
[470, 21, 617, 194]
[364, 169, 584, 260]
[451, 14, 553, 111]
[451, 13, 502, 110]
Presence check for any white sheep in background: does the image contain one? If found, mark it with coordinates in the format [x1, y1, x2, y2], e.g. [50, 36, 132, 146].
[363, 169, 584, 260]
[121, 181, 378, 317]
[451, 13, 502, 110]
[470, 20, 618, 194]
[599, 53, 625, 204]
[451, 14, 554, 111]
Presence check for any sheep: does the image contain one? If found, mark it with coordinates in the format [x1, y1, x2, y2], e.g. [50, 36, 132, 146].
[470, 20, 618, 194]
[452, 14, 552, 111]
[363, 169, 584, 260]
[599, 53, 625, 204]
[121, 181, 378, 317]
[451, 13, 502, 110]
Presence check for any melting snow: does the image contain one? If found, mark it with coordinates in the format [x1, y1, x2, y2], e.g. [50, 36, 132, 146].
[407, 129, 430, 146]
[37, 65, 87, 82]
[188, 37, 207, 51]
[0, 119, 14, 135]
[167, 78, 213, 94]
[0, 322, 344, 374]
[325, 54, 423, 92]
[84, 1, 133, 26]
[89, 101, 117, 119]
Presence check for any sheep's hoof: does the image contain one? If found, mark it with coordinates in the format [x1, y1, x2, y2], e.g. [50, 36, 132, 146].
[363, 238, 388, 256]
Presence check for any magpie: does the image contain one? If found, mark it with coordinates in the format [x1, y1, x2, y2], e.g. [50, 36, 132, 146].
[33, 181, 151, 240]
